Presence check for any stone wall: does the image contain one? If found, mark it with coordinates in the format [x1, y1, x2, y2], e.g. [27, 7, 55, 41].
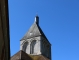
[20, 36, 41, 55]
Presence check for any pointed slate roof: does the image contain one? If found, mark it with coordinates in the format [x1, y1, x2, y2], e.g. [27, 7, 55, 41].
[21, 16, 48, 40]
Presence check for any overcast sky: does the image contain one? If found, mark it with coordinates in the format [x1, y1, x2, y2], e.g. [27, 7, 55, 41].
[9, 0, 79, 60]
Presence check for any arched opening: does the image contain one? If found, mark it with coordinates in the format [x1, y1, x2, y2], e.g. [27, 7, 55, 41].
[30, 40, 36, 54]
[22, 42, 28, 52]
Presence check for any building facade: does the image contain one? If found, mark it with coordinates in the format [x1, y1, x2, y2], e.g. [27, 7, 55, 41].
[11, 16, 51, 60]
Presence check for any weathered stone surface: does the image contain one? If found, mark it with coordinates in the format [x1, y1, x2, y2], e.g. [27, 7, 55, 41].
[20, 36, 41, 55]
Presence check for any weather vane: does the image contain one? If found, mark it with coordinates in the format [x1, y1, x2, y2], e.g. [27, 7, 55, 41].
[36, 11, 38, 16]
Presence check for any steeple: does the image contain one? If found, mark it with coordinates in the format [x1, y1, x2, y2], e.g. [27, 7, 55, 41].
[34, 15, 39, 25]
[20, 16, 51, 59]
[20, 16, 51, 43]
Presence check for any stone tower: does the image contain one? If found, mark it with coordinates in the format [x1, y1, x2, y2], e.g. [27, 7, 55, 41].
[20, 16, 51, 59]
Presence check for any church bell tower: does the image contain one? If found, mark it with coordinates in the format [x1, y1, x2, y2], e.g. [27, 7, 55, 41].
[20, 16, 51, 59]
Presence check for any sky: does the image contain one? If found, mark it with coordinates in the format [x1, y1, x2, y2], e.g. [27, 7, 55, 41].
[8, 0, 79, 60]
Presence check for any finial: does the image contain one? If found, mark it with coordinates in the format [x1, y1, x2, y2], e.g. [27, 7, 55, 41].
[35, 15, 39, 25]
